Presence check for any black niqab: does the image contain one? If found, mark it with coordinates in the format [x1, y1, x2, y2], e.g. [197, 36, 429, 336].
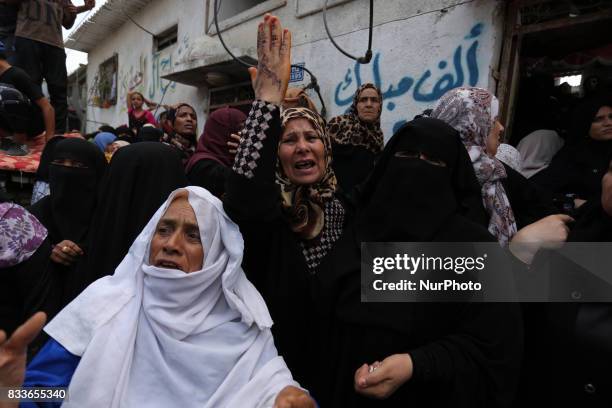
[356, 117, 488, 241]
[35, 136, 65, 182]
[31, 138, 106, 247]
[312, 118, 520, 407]
[80, 142, 187, 287]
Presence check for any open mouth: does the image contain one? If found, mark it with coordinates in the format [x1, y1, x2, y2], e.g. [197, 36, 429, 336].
[294, 160, 315, 170]
[156, 260, 182, 270]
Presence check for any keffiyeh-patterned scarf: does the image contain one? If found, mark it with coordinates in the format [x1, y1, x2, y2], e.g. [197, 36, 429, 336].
[0, 203, 47, 267]
[277, 108, 339, 242]
[327, 83, 384, 153]
[430, 87, 517, 244]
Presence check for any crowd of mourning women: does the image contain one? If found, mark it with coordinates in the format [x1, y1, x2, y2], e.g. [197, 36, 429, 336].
[1, 13, 612, 408]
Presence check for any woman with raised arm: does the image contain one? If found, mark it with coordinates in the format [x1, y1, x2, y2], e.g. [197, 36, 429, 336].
[126, 91, 157, 134]
[223, 14, 348, 393]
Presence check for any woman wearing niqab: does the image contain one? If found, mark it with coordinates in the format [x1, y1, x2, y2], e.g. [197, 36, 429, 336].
[78, 142, 187, 291]
[27, 138, 106, 305]
[313, 118, 522, 407]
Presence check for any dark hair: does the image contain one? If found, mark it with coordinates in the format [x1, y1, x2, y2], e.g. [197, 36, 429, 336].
[98, 125, 116, 134]
[0, 51, 6, 61]
[167, 103, 197, 125]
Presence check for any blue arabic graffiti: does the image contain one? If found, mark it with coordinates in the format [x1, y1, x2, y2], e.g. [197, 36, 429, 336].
[334, 23, 483, 120]
[149, 52, 176, 99]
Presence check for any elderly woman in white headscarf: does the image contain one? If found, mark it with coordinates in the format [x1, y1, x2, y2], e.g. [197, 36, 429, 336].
[0, 187, 314, 408]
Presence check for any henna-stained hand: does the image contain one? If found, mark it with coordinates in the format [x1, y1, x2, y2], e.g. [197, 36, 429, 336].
[249, 14, 292, 105]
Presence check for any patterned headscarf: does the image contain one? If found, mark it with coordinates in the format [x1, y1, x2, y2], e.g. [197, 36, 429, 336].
[430, 87, 517, 244]
[0, 203, 47, 268]
[326, 83, 384, 153]
[283, 87, 318, 113]
[162, 103, 197, 164]
[277, 107, 338, 240]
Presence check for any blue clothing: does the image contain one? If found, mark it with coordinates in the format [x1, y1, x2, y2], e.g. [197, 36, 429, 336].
[93, 132, 117, 153]
[20, 339, 79, 408]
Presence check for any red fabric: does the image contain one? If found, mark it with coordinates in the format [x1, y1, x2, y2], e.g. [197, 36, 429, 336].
[185, 107, 246, 172]
[0, 133, 83, 173]
[128, 108, 157, 127]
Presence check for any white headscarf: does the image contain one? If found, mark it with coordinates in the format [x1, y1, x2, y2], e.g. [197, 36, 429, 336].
[45, 186, 299, 408]
[517, 129, 565, 178]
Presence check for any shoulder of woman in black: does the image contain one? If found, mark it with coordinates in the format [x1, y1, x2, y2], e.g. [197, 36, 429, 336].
[186, 158, 231, 198]
[501, 162, 556, 228]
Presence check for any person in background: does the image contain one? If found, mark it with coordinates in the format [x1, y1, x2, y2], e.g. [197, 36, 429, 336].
[0, 188, 316, 408]
[186, 107, 246, 198]
[13, 0, 96, 134]
[519, 158, 612, 407]
[326, 83, 384, 194]
[535, 97, 612, 205]
[162, 103, 198, 164]
[30, 135, 65, 205]
[0, 0, 18, 63]
[126, 90, 157, 134]
[430, 87, 564, 244]
[0, 202, 47, 337]
[27, 138, 106, 298]
[283, 87, 319, 113]
[157, 109, 174, 139]
[77, 142, 187, 291]
[495, 143, 522, 173]
[114, 124, 135, 143]
[517, 129, 564, 180]
[0, 45, 54, 155]
[135, 124, 163, 143]
[93, 131, 116, 153]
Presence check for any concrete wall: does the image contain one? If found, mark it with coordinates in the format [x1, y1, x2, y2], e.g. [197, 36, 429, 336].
[84, 0, 506, 139]
[85, 0, 207, 132]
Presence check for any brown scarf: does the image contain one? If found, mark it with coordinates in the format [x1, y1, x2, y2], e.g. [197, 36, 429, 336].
[277, 108, 338, 240]
[326, 83, 384, 153]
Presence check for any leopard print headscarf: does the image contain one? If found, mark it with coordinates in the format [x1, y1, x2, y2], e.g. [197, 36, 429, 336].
[277, 108, 338, 240]
[326, 83, 384, 153]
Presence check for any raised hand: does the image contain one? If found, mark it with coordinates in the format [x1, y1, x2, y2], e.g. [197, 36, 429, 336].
[0, 313, 47, 389]
[249, 14, 292, 105]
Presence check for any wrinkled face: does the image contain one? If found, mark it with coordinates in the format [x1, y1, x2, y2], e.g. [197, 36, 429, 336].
[602, 160, 612, 216]
[356, 88, 381, 123]
[486, 119, 504, 156]
[279, 118, 326, 185]
[589, 106, 612, 142]
[131, 93, 144, 109]
[174, 106, 197, 136]
[149, 192, 204, 273]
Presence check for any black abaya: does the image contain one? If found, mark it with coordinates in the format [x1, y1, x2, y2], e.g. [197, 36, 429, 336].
[314, 118, 523, 407]
[79, 142, 187, 288]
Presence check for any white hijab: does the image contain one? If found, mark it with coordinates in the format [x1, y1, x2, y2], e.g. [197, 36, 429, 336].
[45, 186, 299, 407]
[517, 129, 565, 178]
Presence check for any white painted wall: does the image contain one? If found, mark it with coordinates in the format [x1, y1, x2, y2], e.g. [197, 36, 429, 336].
[84, 0, 505, 139]
[85, 0, 207, 132]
